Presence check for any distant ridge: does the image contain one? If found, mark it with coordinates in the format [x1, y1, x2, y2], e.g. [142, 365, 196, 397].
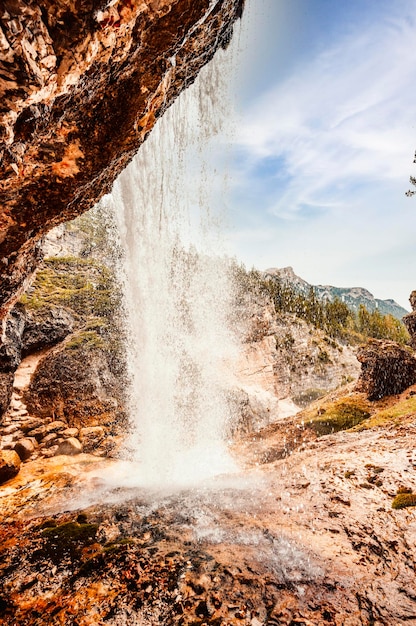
[263, 267, 409, 320]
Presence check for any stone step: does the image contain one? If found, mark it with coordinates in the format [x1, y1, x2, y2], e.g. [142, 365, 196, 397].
[10, 408, 29, 416]
[0, 425, 20, 436]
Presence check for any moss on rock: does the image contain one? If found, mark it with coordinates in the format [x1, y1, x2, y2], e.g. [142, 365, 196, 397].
[391, 493, 416, 510]
[308, 398, 371, 436]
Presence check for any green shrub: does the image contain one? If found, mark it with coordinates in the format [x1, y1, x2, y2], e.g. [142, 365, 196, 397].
[392, 493, 416, 509]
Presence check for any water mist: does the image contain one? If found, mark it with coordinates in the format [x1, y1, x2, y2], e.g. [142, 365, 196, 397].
[105, 46, 239, 489]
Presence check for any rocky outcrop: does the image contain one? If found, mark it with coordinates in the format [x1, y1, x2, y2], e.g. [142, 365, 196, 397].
[233, 284, 360, 432]
[24, 343, 126, 432]
[21, 307, 74, 356]
[0, 305, 25, 419]
[0, 302, 74, 419]
[0, 373, 14, 418]
[0, 304, 25, 372]
[0, 0, 244, 315]
[403, 290, 416, 348]
[0, 349, 121, 462]
[355, 339, 416, 400]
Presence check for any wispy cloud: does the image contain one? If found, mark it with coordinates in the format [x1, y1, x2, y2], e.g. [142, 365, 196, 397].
[234, 6, 416, 220]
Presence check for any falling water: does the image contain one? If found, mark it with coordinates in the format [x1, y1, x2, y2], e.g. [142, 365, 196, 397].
[105, 46, 239, 489]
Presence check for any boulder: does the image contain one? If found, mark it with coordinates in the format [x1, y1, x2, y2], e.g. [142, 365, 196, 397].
[0, 450, 21, 484]
[14, 439, 35, 461]
[40, 433, 58, 448]
[62, 428, 79, 438]
[355, 339, 416, 400]
[79, 426, 105, 453]
[56, 438, 82, 456]
[22, 307, 74, 356]
[25, 345, 127, 432]
[20, 417, 44, 433]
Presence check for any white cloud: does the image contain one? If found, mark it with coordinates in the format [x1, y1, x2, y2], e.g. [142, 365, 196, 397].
[234, 6, 416, 220]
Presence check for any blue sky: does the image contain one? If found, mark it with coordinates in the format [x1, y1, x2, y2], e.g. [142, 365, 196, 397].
[224, 0, 416, 309]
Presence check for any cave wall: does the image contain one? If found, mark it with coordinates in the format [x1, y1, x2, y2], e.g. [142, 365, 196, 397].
[0, 0, 244, 315]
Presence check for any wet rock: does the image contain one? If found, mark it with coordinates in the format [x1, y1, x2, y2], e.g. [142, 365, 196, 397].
[0, 450, 20, 483]
[355, 339, 416, 400]
[95, 436, 119, 458]
[14, 438, 35, 461]
[56, 437, 82, 456]
[62, 427, 79, 438]
[28, 420, 66, 442]
[79, 426, 105, 452]
[22, 307, 74, 356]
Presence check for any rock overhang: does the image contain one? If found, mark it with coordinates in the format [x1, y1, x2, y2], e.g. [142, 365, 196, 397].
[0, 0, 244, 315]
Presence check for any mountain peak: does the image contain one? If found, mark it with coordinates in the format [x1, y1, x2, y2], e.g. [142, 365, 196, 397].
[263, 267, 408, 319]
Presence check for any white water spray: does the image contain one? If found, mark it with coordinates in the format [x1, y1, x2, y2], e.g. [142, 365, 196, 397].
[106, 46, 239, 489]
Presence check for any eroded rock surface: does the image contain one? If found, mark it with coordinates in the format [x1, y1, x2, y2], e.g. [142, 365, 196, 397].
[0, 0, 244, 314]
[24, 343, 126, 431]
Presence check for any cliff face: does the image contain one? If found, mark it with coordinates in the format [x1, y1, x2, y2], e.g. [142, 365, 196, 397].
[0, 0, 243, 315]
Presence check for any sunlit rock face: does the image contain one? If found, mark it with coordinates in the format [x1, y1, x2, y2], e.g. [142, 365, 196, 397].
[0, 0, 244, 315]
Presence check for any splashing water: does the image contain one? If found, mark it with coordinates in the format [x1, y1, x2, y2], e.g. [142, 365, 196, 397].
[104, 46, 240, 489]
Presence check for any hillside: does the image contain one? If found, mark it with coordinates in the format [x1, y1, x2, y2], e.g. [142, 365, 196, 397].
[265, 266, 408, 319]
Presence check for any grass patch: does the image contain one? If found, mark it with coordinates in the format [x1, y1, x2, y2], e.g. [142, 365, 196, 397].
[20, 257, 120, 318]
[66, 330, 106, 350]
[102, 538, 136, 553]
[352, 396, 416, 432]
[308, 397, 371, 436]
[40, 520, 100, 563]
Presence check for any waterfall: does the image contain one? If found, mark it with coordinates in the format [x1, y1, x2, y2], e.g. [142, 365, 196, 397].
[105, 46, 239, 489]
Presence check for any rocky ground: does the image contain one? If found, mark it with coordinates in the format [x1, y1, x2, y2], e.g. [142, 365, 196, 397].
[0, 382, 415, 625]
[1, 331, 416, 624]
